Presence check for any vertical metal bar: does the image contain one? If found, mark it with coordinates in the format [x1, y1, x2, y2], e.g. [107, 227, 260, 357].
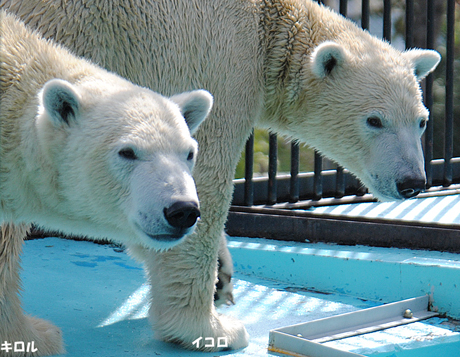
[244, 131, 254, 206]
[383, 0, 392, 42]
[268, 133, 278, 204]
[339, 0, 347, 17]
[444, 0, 455, 186]
[357, 185, 368, 197]
[335, 166, 345, 198]
[405, 0, 414, 49]
[313, 151, 323, 199]
[361, 0, 370, 31]
[290, 142, 300, 203]
[424, 0, 435, 188]
[359, 0, 369, 180]
[332, 1, 348, 199]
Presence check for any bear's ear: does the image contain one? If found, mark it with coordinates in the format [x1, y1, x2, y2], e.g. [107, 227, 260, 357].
[170, 90, 213, 134]
[41, 79, 81, 126]
[403, 49, 441, 81]
[311, 41, 347, 78]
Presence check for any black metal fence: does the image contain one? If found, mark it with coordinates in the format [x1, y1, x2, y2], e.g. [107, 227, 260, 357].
[227, 0, 460, 252]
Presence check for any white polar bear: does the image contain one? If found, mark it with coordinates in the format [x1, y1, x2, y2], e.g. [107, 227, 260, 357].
[0, 11, 212, 356]
[0, 0, 441, 352]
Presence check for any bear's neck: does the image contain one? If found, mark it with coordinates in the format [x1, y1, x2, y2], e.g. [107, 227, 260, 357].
[258, 0, 337, 132]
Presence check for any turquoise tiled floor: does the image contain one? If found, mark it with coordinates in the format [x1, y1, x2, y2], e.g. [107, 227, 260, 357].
[19, 233, 460, 356]
[20, 238, 379, 356]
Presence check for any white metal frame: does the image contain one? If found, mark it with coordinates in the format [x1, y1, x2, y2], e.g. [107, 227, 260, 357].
[268, 295, 438, 357]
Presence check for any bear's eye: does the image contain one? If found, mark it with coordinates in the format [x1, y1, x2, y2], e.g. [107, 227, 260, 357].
[187, 150, 194, 161]
[118, 147, 137, 160]
[367, 117, 383, 129]
[419, 119, 427, 129]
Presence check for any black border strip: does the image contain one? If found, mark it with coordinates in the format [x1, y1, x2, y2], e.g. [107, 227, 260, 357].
[227, 206, 460, 253]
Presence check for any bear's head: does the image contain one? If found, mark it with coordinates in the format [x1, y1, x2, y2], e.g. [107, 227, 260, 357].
[280, 40, 440, 201]
[35, 78, 212, 250]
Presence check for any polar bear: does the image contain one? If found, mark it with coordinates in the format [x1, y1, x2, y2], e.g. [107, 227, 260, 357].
[0, 11, 212, 356]
[1, 0, 441, 352]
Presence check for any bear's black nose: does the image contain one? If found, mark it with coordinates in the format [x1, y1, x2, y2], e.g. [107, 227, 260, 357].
[164, 201, 200, 229]
[396, 178, 426, 199]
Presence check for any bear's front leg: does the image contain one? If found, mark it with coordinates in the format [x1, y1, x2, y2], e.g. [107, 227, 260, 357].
[0, 223, 64, 357]
[130, 230, 249, 352]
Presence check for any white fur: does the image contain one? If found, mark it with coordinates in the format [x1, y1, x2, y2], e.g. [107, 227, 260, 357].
[0, 14, 213, 248]
[27, 79, 210, 250]
[402, 49, 441, 81]
[0, 0, 441, 352]
[170, 90, 214, 134]
[0, 11, 211, 355]
[311, 41, 348, 78]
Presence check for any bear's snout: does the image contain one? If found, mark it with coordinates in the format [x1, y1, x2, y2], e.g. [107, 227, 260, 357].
[164, 201, 200, 229]
[396, 177, 426, 199]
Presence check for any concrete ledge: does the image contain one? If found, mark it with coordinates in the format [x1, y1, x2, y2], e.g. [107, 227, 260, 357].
[228, 237, 460, 319]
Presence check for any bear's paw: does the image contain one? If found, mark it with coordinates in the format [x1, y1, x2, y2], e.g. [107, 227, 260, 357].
[6, 316, 66, 357]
